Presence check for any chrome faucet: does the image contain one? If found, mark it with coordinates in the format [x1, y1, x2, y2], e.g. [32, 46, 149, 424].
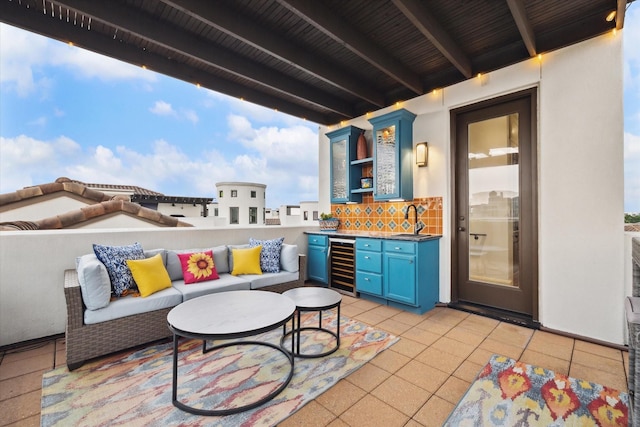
[404, 204, 424, 235]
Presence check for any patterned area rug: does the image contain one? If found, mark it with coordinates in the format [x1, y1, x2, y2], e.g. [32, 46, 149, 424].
[444, 354, 629, 426]
[41, 312, 397, 426]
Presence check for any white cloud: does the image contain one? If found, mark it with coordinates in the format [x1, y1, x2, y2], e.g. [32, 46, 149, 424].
[0, 23, 156, 97]
[149, 101, 175, 116]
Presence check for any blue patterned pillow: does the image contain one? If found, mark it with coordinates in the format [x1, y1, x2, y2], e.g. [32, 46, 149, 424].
[93, 242, 145, 297]
[249, 237, 284, 273]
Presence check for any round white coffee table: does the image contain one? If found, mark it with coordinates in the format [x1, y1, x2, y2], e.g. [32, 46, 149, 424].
[281, 287, 342, 358]
[167, 290, 296, 416]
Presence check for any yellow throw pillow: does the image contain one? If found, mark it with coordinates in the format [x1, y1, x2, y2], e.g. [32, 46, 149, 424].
[127, 254, 172, 297]
[231, 246, 263, 276]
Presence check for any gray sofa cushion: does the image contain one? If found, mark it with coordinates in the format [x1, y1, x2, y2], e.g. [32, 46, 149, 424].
[76, 254, 112, 310]
[166, 246, 229, 280]
[247, 271, 299, 290]
[172, 274, 251, 301]
[84, 286, 182, 325]
[280, 244, 299, 272]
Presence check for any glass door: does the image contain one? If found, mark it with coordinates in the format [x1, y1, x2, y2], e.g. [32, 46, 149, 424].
[453, 91, 537, 317]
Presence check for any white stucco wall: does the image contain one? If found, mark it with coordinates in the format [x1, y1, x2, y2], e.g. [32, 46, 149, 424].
[215, 182, 266, 226]
[318, 33, 625, 344]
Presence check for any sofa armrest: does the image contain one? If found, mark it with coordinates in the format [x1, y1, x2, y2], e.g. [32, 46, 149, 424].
[64, 269, 85, 330]
[298, 253, 307, 283]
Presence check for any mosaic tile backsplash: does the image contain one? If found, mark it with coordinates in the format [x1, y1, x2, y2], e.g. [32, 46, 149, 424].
[331, 196, 443, 235]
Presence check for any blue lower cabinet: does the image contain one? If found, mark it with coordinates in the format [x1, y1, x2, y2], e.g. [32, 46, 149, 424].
[356, 237, 439, 314]
[307, 235, 328, 284]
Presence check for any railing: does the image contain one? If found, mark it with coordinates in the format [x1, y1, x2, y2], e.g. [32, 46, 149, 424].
[0, 225, 312, 347]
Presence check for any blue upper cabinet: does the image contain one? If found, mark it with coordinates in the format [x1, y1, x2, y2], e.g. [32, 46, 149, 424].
[368, 109, 416, 201]
[326, 126, 363, 204]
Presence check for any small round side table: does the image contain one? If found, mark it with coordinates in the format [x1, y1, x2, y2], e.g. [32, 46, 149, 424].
[281, 287, 342, 358]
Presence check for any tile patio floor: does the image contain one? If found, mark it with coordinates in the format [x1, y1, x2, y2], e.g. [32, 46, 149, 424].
[0, 296, 630, 426]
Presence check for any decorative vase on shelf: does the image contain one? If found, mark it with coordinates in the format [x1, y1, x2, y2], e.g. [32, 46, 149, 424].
[356, 131, 368, 160]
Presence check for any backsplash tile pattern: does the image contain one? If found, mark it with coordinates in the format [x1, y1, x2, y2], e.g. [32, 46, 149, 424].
[331, 196, 443, 235]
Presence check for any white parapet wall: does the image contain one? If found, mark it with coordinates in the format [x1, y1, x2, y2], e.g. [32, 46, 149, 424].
[0, 226, 311, 347]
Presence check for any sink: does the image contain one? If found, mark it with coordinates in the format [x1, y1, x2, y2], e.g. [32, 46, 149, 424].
[394, 233, 420, 237]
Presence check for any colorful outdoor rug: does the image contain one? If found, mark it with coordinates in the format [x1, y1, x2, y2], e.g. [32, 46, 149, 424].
[41, 311, 396, 426]
[444, 354, 629, 426]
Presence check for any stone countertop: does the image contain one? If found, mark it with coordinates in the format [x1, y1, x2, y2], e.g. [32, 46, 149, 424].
[305, 229, 442, 242]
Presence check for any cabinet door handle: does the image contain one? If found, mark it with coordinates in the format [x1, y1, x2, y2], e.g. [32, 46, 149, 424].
[364, 256, 370, 259]
[364, 244, 370, 247]
[395, 247, 401, 250]
[364, 277, 370, 281]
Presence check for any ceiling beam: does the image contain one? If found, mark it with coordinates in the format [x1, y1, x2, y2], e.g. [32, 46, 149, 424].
[52, 0, 354, 118]
[276, 0, 423, 95]
[506, 0, 537, 57]
[616, 0, 626, 30]
[163, 0, 384, 108]
[392, 0, 472, 79]
[0, 1, 333, 124]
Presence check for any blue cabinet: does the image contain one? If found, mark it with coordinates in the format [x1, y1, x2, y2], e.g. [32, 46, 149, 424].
[356, 237, 440, 314]
[355, 238, 383, 295]
[368, 109, 416, 201]
[326, 126, 364, 204]
[307, 234, 328, 283]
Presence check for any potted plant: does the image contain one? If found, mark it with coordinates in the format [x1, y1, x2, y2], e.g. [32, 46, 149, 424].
[319, 212, 340, 231]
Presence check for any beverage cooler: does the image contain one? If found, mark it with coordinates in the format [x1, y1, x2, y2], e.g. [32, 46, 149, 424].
[328, 237, 356, 296]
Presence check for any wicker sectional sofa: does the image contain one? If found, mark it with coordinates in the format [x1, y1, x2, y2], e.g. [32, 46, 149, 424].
[64, 244, 306, 370]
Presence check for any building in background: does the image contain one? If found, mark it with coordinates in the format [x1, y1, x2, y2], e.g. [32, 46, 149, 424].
[215, 182, 266, 226]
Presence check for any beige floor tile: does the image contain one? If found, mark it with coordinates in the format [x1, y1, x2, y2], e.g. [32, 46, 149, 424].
[427, 311, 467, 327]
[415, 346, 465, 374]
[391, 311, 425, 326]
[370, 348, 411, 373]
[0, 390, 42, 426]
[368, 305, 403, 319]
[445, 326, 486, 347]
[341, 295, 360, 305]
[526, 330, 574, 360]
[1, 342, 56, 364]
[371, 375, 431, 417]
[389, 337, 427, 358]
[412, 395, 455, 427]
[574, 340, 623, 361]
[487, 322, 534, 348]
[403, 420, 425, 427]
[316, 380, 366, 416]
[572, 350, 626, 376]
[351, 299, 380, 311]
[519, 348, 570, 375]
[396, 360, 449, 393]
[452, 360, 484, 383]
[479, 338, 524, 360]
[413, 318, 453, 335]
[341, 304, 369, 318]
[0, 369, 46, 401]
[55, 350, 66, 368]
[466, 347, 495, 366]
[353, 311, 388, 326]
[375, 318, 412, 335]
[401, 328, 441, 346]
[280, 400, 337, 427]
[327, 418, 350, 427]
[569, 362, 628, 392]
[457, 314, 500, 335]
[0, 353, 53, 381]
[431, 336, 475, 359]
[435, 376, 471, 405]
[345, 362, 391, 392]
[339, 395, 409, 427]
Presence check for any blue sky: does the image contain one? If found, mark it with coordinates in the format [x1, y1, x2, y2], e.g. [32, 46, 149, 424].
[2, 6, 640, 212]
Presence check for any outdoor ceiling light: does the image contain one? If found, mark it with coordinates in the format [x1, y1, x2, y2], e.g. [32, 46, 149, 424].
[415, 142, 428, 167]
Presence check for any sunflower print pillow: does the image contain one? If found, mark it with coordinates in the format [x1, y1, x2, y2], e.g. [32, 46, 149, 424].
[177, 250, 219, 284]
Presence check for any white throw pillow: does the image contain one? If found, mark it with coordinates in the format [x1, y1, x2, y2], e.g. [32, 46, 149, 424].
[76, 254, 112, 310]
[280, 244, 299, 272]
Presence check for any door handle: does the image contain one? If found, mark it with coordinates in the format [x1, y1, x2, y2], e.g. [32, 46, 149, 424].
[458, 227, 466, 232]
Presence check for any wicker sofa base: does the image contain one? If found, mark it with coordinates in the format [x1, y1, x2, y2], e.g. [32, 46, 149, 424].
[64, 254, 307, 370]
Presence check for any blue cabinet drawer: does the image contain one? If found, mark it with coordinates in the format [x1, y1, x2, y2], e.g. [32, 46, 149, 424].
[308, 235, 328, 247]
[383, 240, 416, 255]
[356, 271, 383, 296]
[356, 251, 382, 273]
[356, 238, 382, 252]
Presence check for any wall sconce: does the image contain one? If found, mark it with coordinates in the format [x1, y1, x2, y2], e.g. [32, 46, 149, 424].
[415, 142, 428, 167]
